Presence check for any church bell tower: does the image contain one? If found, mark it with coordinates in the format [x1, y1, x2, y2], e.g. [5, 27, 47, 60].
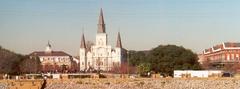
[96, 8, 107, 47]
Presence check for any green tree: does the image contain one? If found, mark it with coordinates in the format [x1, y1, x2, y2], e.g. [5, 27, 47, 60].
[19, 56, 41, 73]
[148, 45, 201, 76]
[137, 63, 151, 77]
[128, 51, 148, 66]
[0, 46, 23, 74]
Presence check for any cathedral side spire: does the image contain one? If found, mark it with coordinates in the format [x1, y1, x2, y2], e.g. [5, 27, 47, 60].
[98, 8, 106, 33]
[80, 33, 86, 48]
[116, 32, 122, 48]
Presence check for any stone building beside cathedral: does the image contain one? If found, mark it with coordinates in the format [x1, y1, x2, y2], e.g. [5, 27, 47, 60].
[79, 8, 127, 71]
[29, 42, 79, 73]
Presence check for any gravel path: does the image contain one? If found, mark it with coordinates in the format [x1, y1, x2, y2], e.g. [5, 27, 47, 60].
[45, 78, 240, 89]
[0, 83, 8, 89]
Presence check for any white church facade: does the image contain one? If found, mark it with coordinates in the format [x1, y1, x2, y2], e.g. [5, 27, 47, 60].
[79, 8, 127, 71]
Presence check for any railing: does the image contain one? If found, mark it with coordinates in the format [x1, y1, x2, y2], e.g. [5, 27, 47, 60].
[211, 60, 240, 63]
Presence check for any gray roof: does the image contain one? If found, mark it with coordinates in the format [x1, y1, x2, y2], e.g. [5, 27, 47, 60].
[116, 32, 122, 48]
[97, 8, 106, 33]
[224, 42, 240, 47]
[29, 51, 71, 56]
[80, 33, 86, 48]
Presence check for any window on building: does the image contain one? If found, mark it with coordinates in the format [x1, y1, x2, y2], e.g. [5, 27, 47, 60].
[222, 55, 225, 60]
[231, 54, 234, 60]
[227, 54, 230, 60]
[82, 62, 84, 65]
[117, 62, 120, 66]
[236, 54, 239, 60]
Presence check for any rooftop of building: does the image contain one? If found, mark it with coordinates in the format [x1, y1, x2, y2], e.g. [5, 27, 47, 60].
[29, 51, 71, 57]
[204, 42, 240, 54]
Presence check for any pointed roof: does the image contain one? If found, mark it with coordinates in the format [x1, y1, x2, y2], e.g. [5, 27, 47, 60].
[47, 41, 51, 48]
[80, 33, 86, 48]
[116, 32, 122, 48]
[98, 8, 106, 33]
[45, 41, 52, 53]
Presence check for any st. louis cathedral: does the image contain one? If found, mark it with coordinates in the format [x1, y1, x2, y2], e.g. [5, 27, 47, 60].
[79, 8, 127, 71]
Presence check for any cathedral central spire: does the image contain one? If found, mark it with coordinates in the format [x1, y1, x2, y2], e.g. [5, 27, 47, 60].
[98, 8, 106, 33]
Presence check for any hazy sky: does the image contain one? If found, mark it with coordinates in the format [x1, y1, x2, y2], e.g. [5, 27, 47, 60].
[1, 0, 240, 55]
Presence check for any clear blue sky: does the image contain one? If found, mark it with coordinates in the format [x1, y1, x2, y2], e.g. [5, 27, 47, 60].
[1, 0, 240, 55]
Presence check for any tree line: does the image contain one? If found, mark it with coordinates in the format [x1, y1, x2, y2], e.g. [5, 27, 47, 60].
[0, 46, 41, 75]
[0, 44, 202, 76]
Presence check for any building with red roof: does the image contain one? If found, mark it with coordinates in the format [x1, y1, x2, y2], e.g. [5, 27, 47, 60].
[200, 42, 240, 65]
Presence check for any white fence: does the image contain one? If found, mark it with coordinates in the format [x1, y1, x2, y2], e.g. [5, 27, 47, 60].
[174, 70, 222, 78]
